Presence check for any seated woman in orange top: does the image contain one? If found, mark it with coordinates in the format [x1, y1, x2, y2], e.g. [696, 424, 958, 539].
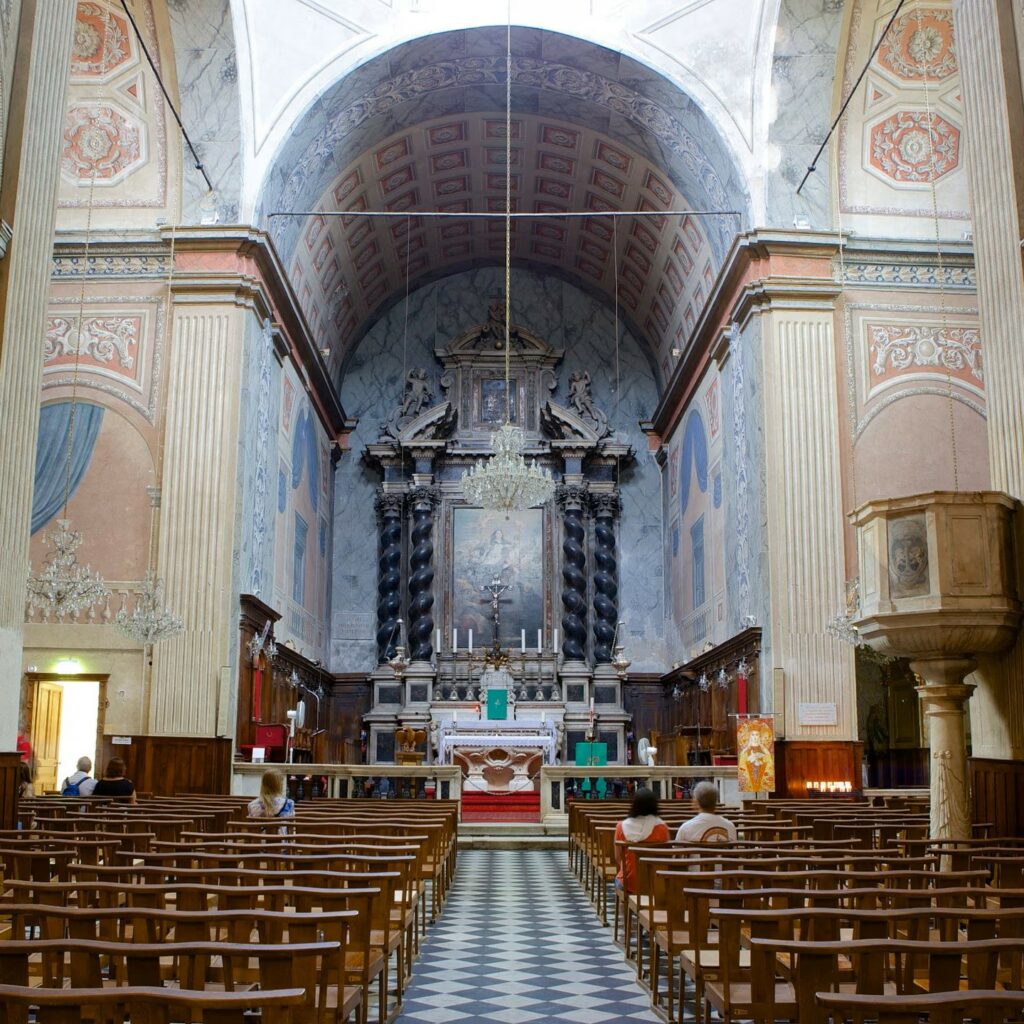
[614, 787, 670, 892]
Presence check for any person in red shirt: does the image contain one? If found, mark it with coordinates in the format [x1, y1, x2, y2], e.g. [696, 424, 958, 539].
[614, 787, 670, 893]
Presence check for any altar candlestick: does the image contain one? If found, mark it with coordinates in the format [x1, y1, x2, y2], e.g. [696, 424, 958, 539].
[537, 629, 542, 653]
[521, 629, 526, 653]
[468, 629, 473, 653]
[453, 629, 458, 653]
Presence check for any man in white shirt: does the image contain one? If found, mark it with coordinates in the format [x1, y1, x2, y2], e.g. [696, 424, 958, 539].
[61, 756, 97, 797]
[675, 780, 737, 843]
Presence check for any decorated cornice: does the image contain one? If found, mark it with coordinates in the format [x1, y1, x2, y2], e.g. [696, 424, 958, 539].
[650, 230, 976, 441]
[52, 227, 350, 443]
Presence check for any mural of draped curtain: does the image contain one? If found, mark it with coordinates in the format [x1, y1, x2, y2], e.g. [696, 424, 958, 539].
[31, 401, 105, 534]
[290, 407, 319, 512]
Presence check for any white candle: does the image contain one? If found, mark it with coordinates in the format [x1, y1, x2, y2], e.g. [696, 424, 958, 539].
[554, 629, 559, 651]
[468, 629, 473, 653]
[537, 629, 542, 653]
[541, 711, 546, 723]
[521, 629, 526, 653]
[435, 628, 441, 652]
[453, 628, 458, 653]
[589, 696, 595, 712]
[453, 710, 458, 723]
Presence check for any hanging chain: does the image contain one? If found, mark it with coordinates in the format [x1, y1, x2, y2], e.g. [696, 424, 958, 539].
[63, 170, 98, 519]
[402, 212, 411, 389]
[916, 6, 959, 491]
[504, 1, 513, 426]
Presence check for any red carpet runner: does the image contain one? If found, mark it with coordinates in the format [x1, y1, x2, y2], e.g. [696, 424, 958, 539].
[461, 790, 541, 822]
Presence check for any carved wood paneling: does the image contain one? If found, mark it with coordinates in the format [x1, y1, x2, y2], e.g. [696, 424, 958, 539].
[0, 752, 21, 830]
[970, 757, 1024, 837]
[98, 736, 231, 797]
[774, 740, 863, 798]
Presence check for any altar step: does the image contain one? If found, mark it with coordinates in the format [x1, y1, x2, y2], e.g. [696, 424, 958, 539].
[458, 820, 568, 850]
[461, 790, 540, 823]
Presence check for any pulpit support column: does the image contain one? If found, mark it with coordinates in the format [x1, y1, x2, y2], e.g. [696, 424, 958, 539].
[913, 661, 976, 841]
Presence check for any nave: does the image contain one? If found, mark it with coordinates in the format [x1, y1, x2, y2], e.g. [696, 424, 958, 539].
[395, 849, 659, 1024]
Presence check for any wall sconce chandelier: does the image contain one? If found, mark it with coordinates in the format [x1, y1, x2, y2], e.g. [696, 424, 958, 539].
[115, 570, 183, 647]
[27, 519, 109, 620]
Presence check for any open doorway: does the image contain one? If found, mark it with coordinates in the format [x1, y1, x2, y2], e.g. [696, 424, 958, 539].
[22, 673, 107, 794]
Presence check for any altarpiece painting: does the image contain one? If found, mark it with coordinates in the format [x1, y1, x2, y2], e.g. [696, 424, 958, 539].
[452, 507, 544, 644]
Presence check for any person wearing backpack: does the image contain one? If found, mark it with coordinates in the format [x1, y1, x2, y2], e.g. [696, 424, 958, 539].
[61, 756, 97, 797]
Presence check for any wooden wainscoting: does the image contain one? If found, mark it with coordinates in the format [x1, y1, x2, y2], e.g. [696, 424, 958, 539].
[98, 736, 232, 796]
[970, 757, 1024, 837]
[774, 740, 864, 797]
[0, 752, 21, 830]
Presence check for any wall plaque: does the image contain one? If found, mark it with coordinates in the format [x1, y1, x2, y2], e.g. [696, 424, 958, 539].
[797, 702, 838, 726]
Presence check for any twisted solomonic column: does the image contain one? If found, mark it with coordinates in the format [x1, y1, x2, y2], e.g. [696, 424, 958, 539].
[591, 492, 621, 663]
[374, 492, 405, 663]
[407, 486, 440, 661]
[557, 484, 590, 661]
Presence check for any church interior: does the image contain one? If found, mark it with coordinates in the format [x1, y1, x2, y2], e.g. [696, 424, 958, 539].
[2, 0, 1024, 1021]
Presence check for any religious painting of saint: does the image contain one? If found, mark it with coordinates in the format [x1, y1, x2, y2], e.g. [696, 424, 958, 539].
[736, 714, 776, 793]
[480, 378, 517, 424]
[452, 507, 544, 644]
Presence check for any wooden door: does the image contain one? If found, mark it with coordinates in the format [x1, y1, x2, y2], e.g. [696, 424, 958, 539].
[31, 682, 63, 793]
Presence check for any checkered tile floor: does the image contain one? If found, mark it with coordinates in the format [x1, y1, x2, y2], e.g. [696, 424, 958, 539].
[396, 850, 660, 1024]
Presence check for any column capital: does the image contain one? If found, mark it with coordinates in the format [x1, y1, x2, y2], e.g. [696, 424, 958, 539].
[556, 483, 589, 513]
[407, 485, 441, 513]
[374, 491, 405, 523]
[590, 492, 621, 519]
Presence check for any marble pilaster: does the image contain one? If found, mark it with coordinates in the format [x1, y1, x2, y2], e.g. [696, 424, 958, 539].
[756, 294, 857, 741]
[0, 0, 76, 748]
[148, 292, 247, 736]
[953, 0, 1024, 758]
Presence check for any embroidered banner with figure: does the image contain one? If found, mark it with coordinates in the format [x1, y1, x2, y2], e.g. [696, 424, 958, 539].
[736, 714, 776, 793]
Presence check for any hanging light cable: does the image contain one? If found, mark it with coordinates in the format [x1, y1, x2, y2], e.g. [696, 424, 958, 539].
[461, 4, 555, 514]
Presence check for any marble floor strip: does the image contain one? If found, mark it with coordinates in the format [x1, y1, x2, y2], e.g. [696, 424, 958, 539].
[395, 849, 661, 1024]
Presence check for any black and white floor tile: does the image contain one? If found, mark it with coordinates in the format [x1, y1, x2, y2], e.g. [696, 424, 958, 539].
[396, 850, 661, 1024]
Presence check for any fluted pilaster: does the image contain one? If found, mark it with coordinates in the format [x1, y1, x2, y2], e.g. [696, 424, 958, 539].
[762, 307, 856, 740]
[407, 487, 439, 662]
[557, 484, 589, 662]
[591, 491, 620, 664]
[953, 0, 1024, 757]
[148, 303, 245, 735]
[0, 0, 76, 747]
[375, 492, 404, 663]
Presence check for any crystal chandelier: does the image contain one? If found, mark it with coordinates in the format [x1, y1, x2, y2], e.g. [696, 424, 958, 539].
[459, 16, 556, 514]
[463, 424, 554, 511]
[27, 519, 109, 620]
[115, 571, 184, 647]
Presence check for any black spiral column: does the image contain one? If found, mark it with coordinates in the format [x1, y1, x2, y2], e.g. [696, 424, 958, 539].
[374, 492, 404, 663]
[591, 491, 621, 663]
[557, 483, 590, 661]
[407, 486, 439, 661]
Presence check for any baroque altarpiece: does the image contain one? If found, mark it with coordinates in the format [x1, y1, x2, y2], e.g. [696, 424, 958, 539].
[362, 304, 635, 776]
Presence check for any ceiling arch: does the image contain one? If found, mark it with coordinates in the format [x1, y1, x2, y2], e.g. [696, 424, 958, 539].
[258, 28, 750, 387]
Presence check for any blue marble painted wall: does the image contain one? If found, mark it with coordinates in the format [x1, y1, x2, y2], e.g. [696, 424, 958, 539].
[720, 319, 772, 709]
[330, 266, 664, 673]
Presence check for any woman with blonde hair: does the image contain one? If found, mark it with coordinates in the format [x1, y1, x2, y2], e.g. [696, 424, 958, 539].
[247, 769, 295, 820]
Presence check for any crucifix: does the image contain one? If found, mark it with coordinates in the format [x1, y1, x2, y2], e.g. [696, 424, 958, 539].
[480, 575, 512, 649]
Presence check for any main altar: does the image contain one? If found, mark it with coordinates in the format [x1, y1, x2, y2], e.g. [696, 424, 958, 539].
[360, 299, 635, 779]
